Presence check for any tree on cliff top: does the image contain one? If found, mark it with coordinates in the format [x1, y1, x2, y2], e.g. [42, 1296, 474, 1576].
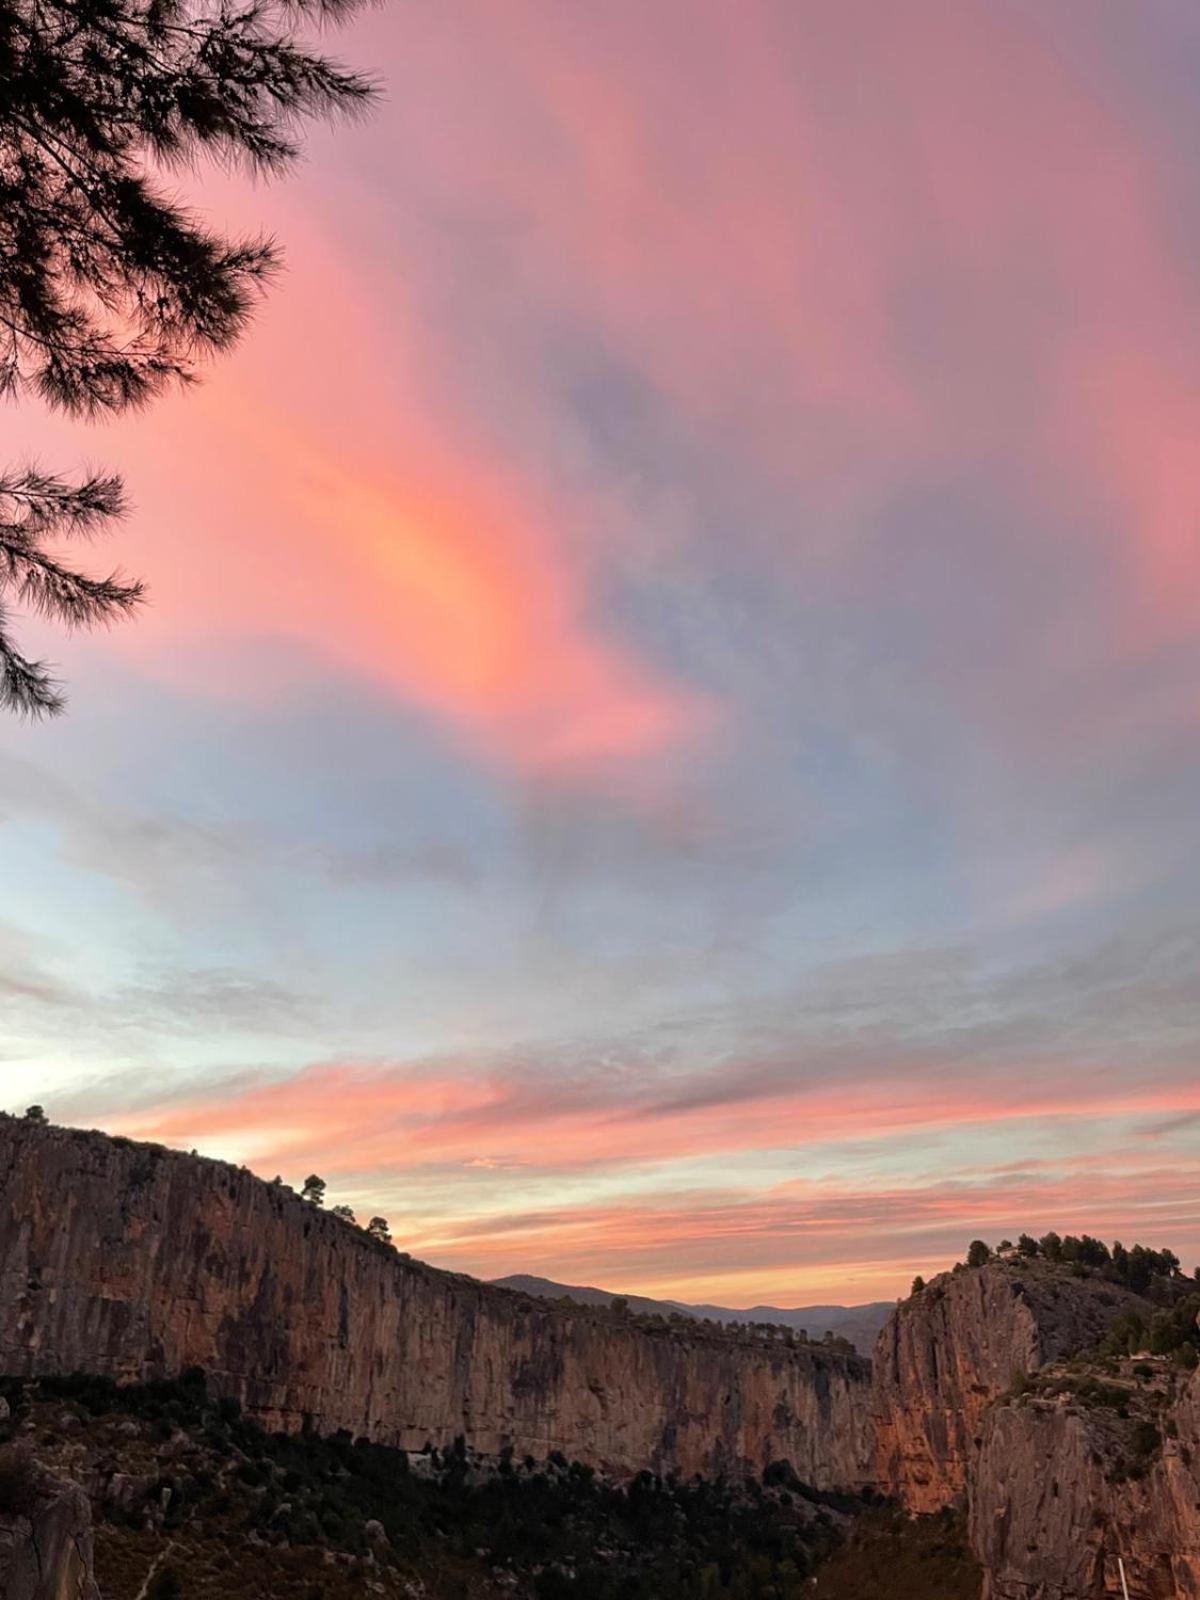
[958, 1231, 1189, 1296]
[300, 1173, 326, 1206]
[0, 0, 376, 712]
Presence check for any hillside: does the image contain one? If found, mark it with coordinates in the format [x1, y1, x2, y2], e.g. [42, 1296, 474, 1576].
[490, 1275, 891, 1353]
[0, 1372, 873, 1600]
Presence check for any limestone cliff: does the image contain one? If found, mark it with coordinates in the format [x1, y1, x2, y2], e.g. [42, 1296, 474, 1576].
[874, 1255, 1200, 1597]
[872, 1261, 1145, 1511]
[970, 1361, 1200, 1599]
[0, 1118, 872, 1487]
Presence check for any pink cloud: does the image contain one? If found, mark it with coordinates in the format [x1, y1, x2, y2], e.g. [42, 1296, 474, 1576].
[19, 0, 1199, 772]
[115, 1054, 1200, 1189]
[10, 207, 711, 779]
[365, 0, 1200, 685]
[377, 1152, 1200, 1304]
[106, 1066, 1197, 1299]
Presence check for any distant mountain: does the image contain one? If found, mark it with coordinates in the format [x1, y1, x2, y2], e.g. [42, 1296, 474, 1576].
[490, 1273, 892, 1353]
[494, 1274, 684, 1318]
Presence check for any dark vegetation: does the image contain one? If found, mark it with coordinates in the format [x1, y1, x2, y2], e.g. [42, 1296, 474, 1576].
[0, 0, 375, 711]
[0, 1445, 39, 1517]
[0, 1371, 875, 1600]
[944, 1233, 1196, 1306]
[806, 1505, 980, 1600]
[1098, 1292, 1200, 1366]
[1002, 1361, 1180, 1486]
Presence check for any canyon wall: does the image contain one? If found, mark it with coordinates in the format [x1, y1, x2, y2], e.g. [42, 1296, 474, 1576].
[0, 1118, 872, 1488]
[872, 1261, 1146, 1511]
[874, 1258, 1200, 1597]
[970, 1365, 1200, 1599]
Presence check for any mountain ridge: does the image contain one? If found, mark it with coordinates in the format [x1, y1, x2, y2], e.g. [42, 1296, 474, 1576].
[489, 1273, 892, 1352]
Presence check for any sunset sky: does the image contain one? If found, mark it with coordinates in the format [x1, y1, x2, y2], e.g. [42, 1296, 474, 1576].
[3, 0, 1200, 1305]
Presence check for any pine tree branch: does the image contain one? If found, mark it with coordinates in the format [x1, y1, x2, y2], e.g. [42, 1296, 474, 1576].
[0, 606, 65, 716]
[0, 0, 377, 712]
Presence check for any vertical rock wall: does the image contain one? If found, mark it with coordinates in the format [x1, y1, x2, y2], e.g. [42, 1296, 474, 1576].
[969, 1369, 1200, 1599]
[873, 1259, 1200, 1597]
[0, 1118, 872, 1488]
[872, 1263, 1147, 1511]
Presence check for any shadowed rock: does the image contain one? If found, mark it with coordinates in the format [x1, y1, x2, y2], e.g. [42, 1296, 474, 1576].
[0, 1461, 99, 1600]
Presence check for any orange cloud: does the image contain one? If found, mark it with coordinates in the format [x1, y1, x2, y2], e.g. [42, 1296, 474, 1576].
[293, 457, 711, 773]
[112, 420, 709, 775]
[48, 210, 713, 779]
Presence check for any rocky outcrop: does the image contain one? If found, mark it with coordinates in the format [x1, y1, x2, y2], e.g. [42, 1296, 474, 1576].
[872, 1262, 1146, 1511]
[0, 1118, 872, 1487]
[970, 1364, 1200, 1599]
[0, 1463, 99, 1600]
[874, 1257, 1200, 1597]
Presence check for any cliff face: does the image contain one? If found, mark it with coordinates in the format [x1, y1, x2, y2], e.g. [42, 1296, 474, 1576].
[872, 1263, 1146, 1511]
[0, 1467, 100, 1600]
[970, 1365, 1200, 1599]
[875, 1257, 1200, 1598]
[0, 1119, 872, 1488]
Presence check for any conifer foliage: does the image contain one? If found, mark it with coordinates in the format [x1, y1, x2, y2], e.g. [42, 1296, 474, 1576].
[0, 0, 376, 711]
[0, 469, 140, 712]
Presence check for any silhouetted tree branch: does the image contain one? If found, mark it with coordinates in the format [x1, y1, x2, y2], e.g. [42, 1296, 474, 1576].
[0, 0, 377, 711]
[0, 468, 142, 712]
